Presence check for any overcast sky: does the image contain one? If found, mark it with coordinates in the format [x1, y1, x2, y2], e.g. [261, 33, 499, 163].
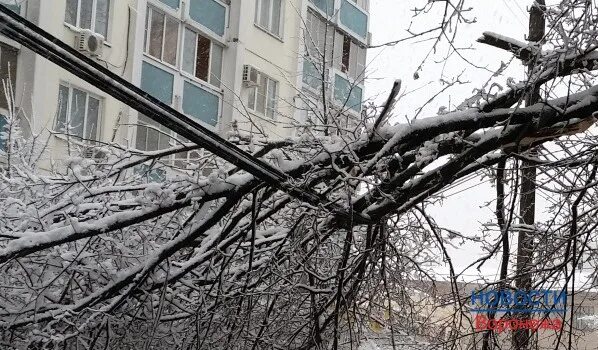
[365, 0, 545, 282]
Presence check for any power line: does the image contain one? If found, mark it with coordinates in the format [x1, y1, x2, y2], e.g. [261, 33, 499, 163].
[0, 6, 372, 224]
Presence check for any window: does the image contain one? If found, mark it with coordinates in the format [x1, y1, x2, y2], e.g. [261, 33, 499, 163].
[305, 10, 334, 64]
[182, 28, 223, 87]
[0, 0, 21, 14]
[189, 0, 228, 37]
[0, 114, 6, 151]
[302, 59, 327, 92]
[135, 114, 172, 151]
[137, 4, 225, 153]
[309, 0, 334, 16]
[144, 6, 223, 87]
[65, 0, 110, 38]
[248, 74, 278, 118]
[158, 0, 179, 9]
[255, 0, 283, 37]
[333, 74, 363, 112]
[145, 7, 179, 66]
[339, 0, 368, 39]
[0, 42, 18, 112]
[55, 84, 101, 140]
[182, 81, 220, 126]
[141, 61, 175, 105]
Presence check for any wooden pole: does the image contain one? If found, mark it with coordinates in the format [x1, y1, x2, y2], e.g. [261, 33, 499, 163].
[513, 2, 545, 349]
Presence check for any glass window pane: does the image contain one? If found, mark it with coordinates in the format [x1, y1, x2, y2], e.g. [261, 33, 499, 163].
[0, 0, 21, 14]
[182, 82, 220, 126]
[148, 10, 164, 60]
[248, 87, 256, 110]
[135, 120, 148, 150]
[80, 0, 93, 30]
[65, 0, 78, 26]
[259, 0, 270, 28]
[339, 0, 367, 39]
[140, 61, 174, 105]
[209, 44, 223, 87]
[310, 0, 334, 16]
[56, 85, 70, 133]
[0, 43, 18, 110]
[163, 16, 179, 65]
[256, 75, 267, 114]
[94, 0, 109, 37]
[159, 0, 179, 9]
[86, 97, 100, 140]
[333, 74, 362, 112]
[195, 34, 211, 81]
[182, 28, 196, 75]
[70, 88, 87, 137]
[146, 126, 159, 151]
[342, 35, 351, 73]
[266, 79, 277, 119]
[271, 0, 281, 35]
[0, 114, 6, 151]
[302, 59, 322, 91]
[189, 0, 227, 36]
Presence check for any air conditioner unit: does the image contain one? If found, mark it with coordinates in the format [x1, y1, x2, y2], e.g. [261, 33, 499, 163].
[74, 29, 104, 57]
[81, 146, 107, 160]
[242, 65, 260, 87]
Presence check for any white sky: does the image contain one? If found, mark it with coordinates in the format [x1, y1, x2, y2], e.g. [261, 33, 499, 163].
[364, 0, 567, 283]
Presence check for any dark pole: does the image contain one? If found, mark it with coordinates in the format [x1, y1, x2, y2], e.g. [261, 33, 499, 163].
[513, 1, 545, 349]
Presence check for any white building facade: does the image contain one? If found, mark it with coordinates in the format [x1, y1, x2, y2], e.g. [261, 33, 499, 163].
[0, 0, 369, 166]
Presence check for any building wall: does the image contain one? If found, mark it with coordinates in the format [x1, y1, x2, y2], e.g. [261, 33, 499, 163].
[1, 0, 369, 168]
[230, 0, 304, 140]
[1, 0, 137, 166]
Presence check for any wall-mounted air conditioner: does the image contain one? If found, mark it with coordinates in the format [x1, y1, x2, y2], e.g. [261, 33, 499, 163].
[74, 29, 104, 57]
[242, 65, 260, 87]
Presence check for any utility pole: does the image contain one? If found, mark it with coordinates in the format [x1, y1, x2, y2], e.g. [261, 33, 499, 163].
[513, 1, 545, 349]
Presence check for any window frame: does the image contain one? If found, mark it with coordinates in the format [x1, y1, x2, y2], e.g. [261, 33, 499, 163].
[55, 83, 103, 141]
[0, 0, 24, 16]
[144, 6, 180, 69]
[254, 0, 284, 39]
[180, 25, 224, 88]
[337, 0, 369, 44]
[0, 41, 18, 116]
[330, 68, 363, 114]
[247, 72, 279, 119]
[64, 0, 111, 38]
[144, 5, 224, 92]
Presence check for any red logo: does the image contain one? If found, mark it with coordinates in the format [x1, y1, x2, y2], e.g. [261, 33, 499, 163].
[474, 315, 563, 333]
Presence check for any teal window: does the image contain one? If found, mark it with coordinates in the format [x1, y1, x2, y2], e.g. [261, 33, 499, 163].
[135, 163, 166, 182]
[141, 61, 174, 105]
[182, 82, 220, 126]
[158, 0, 180, 9]
[333, 74, 362, 112]
[189, 0, 227, 36]
[302, 59, 325, 91]
[339, 0, 367, 39]
[309, 0, 334, 16]
[0, 0, 20, 14]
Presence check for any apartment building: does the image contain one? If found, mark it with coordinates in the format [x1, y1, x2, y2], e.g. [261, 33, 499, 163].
[0, 0, 369, 167]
